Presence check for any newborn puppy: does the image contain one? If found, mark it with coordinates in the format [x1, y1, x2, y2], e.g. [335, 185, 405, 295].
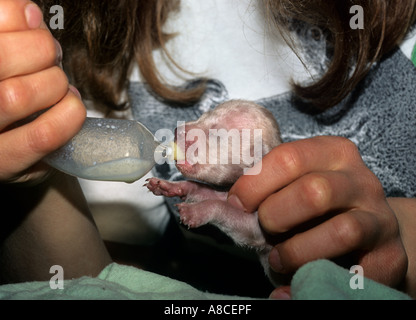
[146, 100, 282, 286]
[173, 100, 282, 186]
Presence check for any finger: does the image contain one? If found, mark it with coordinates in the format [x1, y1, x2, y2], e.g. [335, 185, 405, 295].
[228, 136, 361, 213]
[0, 0, 31, 31]
[0, 66, 69, 131]
[0, 0, 48, 31]
[269, 286, 291, 300]
[269, 210, 379, 274]
[0, 88, 86, 181]
[0, 29, 59, 80]
[258, 171, 360, 234]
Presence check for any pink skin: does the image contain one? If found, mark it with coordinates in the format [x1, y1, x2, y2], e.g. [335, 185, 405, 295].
[145, 100, 283, 286]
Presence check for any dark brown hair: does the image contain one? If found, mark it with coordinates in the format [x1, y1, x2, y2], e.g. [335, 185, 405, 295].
[35, 0, 205, 111]
[36, 0, 416, 112]
[263, 0, 416, 110]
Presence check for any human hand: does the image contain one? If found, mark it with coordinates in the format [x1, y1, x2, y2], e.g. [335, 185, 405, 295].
[0, 0, 86, 185]
[227, 136, 408, 298]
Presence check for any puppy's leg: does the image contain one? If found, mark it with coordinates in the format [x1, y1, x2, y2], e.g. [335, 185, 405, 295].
[176, 200, 268, 250]
[145, 177, 227, 202]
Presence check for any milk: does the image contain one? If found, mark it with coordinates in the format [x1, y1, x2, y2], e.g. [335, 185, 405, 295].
[80, 158, 153, 183]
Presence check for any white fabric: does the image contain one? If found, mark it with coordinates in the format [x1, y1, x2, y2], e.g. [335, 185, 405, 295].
[400, 26, 416, 60]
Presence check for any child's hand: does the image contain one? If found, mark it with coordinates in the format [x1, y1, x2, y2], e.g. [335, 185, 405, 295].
[228, 136, 408, 290]
[0, 0, 86, 184]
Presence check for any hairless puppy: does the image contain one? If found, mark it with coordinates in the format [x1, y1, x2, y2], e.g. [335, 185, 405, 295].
[146, 100, 283, 285]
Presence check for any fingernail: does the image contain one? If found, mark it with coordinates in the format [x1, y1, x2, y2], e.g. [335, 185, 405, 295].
[54, 38, 63, 67]
[25, 3, 43, 29]
[269, 247, 283, 273]
[227, 194, 246, 212]
[68, 85, 82, 99]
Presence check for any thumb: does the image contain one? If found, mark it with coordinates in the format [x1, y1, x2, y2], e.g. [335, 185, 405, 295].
[0, 0, 47, 32]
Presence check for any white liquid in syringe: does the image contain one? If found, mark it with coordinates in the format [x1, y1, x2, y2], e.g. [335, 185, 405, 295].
[80, 158, 153, 183]
[43, 118, 167, 182]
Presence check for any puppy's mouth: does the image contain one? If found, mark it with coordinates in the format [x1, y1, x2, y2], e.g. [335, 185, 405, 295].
[169, 141, 185, 162]
[173, 126, 196, 164]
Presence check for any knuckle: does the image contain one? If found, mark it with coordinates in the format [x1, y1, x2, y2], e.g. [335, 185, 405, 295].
[337, 136, 358, 151]
[26, 120, 58, 154]
[337, 137, 361, 163]
[351, 167, 385, 203]
[330, 214, 365, 250]
[301, 174, 332, 212]
[0, 79, 27, 116]
[364, 173, 385, 199]
[272, 143, 302, 177]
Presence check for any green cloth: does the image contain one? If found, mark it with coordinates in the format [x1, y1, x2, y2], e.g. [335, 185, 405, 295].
[412, 43, 416, 67]
[0, 260, 411, 300]
[0, 263, 243, 300]
[291, 259, 411, 300]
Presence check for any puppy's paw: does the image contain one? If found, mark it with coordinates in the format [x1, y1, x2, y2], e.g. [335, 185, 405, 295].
[176, 203, 210, 228]
[145, 178, 185, 198]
